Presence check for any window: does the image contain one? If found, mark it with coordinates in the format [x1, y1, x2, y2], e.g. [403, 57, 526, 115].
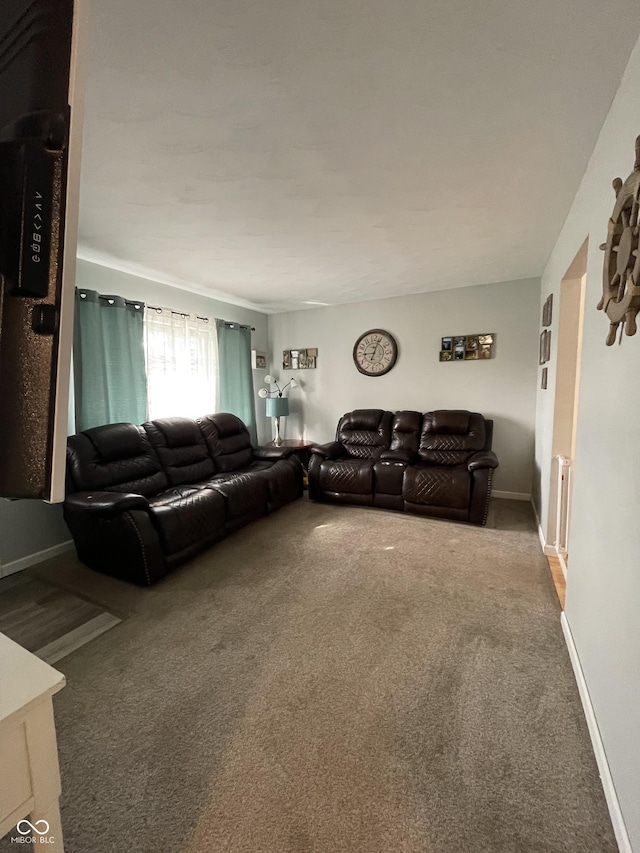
[144, 309, 218, 420]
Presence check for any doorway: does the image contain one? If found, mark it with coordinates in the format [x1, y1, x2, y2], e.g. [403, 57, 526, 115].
[548, 242, 587, 578]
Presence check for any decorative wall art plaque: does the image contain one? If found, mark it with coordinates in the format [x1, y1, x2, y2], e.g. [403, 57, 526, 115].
[283, 348, 317, 369]
[598, 134, 640, 345]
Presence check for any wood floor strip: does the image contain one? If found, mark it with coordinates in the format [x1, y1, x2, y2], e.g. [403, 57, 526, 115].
[546, 555, 566, 609]
[36, 611, 122, 665]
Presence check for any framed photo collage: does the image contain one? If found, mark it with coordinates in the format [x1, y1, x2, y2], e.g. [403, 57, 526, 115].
[439, 334, 495, 362]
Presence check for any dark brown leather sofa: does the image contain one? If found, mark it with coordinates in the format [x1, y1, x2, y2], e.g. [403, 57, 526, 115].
[64, 413, 303, 585]
[308, 409, 498, 525]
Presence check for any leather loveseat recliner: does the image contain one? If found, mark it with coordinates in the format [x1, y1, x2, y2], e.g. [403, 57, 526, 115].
[64, 413, 303, 585]
[308, 409, 498, 525]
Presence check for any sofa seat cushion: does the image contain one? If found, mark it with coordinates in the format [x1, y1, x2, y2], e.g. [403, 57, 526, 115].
[255, 458, 302, 510]
[318, 458, 375, 494]
[403, 466, 470, 509]
[204, 471, 269, 520]
[148, 487, 226, 555]
[215, 459, 302, 510]
[202, 460, 270, 480]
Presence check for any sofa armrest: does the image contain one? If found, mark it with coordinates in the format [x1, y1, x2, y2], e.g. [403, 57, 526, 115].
[379, 449, 414, 463]
[310, 441, 343, 460]
[64, 491, 150, 515]
[468, 451, 499, 472]
[253, 446, 295, 460]
[63, 495, 166, 585]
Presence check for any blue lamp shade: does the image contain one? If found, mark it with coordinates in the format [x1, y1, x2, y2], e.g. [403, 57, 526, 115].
[265, 397, 289, 418]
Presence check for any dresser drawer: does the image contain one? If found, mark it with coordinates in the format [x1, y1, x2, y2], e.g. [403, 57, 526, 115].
[0, 720, 32, 822]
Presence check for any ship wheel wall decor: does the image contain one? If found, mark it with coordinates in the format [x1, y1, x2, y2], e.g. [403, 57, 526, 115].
[598, 135, 640, 345]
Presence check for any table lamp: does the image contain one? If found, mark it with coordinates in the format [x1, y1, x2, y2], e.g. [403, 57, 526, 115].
[258, 374, 297, 445]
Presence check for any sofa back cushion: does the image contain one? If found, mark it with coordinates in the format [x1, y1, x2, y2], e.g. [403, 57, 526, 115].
[336, 409, 392, 458]
[143, 417, 214, 486]
[197, 413, 253, 472]
[389, 411, 422, 456]
[418, 410, 486, 466]
[67, 423, 168, 496]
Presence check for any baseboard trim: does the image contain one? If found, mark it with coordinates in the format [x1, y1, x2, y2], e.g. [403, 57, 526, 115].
[534, 510, 556, 560]
[544, 541, 569, 571]
[531, 498, 541, 529]
[561, 612, 631, 853]
[540, 533, 556, 556]
[492, 490, 531, 501]
[530, 499, 556, 556]
[1, 540, 74, 578]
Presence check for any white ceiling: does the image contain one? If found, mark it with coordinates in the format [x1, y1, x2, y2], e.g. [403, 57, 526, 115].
[77, 0, 640, 313]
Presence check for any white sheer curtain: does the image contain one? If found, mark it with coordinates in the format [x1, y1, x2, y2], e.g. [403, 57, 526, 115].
[144, 308, 219, 420]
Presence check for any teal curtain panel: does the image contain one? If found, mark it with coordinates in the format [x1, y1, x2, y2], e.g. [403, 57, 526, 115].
[73, 289, 148, 432]
[216, 320, 257, 444]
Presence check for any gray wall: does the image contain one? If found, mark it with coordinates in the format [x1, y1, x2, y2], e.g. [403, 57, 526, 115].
[268, 278, 540, 496]
[0, 500, 70, 571]
[534, 34, 640, 849]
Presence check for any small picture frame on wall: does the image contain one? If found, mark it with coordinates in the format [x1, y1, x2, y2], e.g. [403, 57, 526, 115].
[251, 350, 267, 370]
[439, 350, 453, 361]
[539, 329, 552, 364]
[541, 367, 548, 389]
[441, 337, 452, 352]
[542, 294, 553, 327]
[539, 330, 547, 365]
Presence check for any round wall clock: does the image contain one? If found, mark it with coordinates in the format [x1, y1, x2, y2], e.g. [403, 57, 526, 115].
[353, 329, 398, 376]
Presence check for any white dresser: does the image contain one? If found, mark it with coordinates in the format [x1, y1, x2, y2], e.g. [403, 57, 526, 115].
[0, 633, 65, 849]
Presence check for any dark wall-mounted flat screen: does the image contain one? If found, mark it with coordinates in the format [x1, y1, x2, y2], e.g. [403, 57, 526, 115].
[0, 0, 86, 500]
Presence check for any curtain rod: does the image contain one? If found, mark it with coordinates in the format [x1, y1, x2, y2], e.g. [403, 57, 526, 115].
[147, 305, 255, 331]
[219, 318, 256, 332]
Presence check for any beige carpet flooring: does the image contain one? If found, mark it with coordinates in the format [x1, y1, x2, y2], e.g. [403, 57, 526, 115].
[3, 498, 616, 852]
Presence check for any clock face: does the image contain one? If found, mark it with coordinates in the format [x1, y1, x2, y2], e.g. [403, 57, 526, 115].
[353, 329, 398, 376]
